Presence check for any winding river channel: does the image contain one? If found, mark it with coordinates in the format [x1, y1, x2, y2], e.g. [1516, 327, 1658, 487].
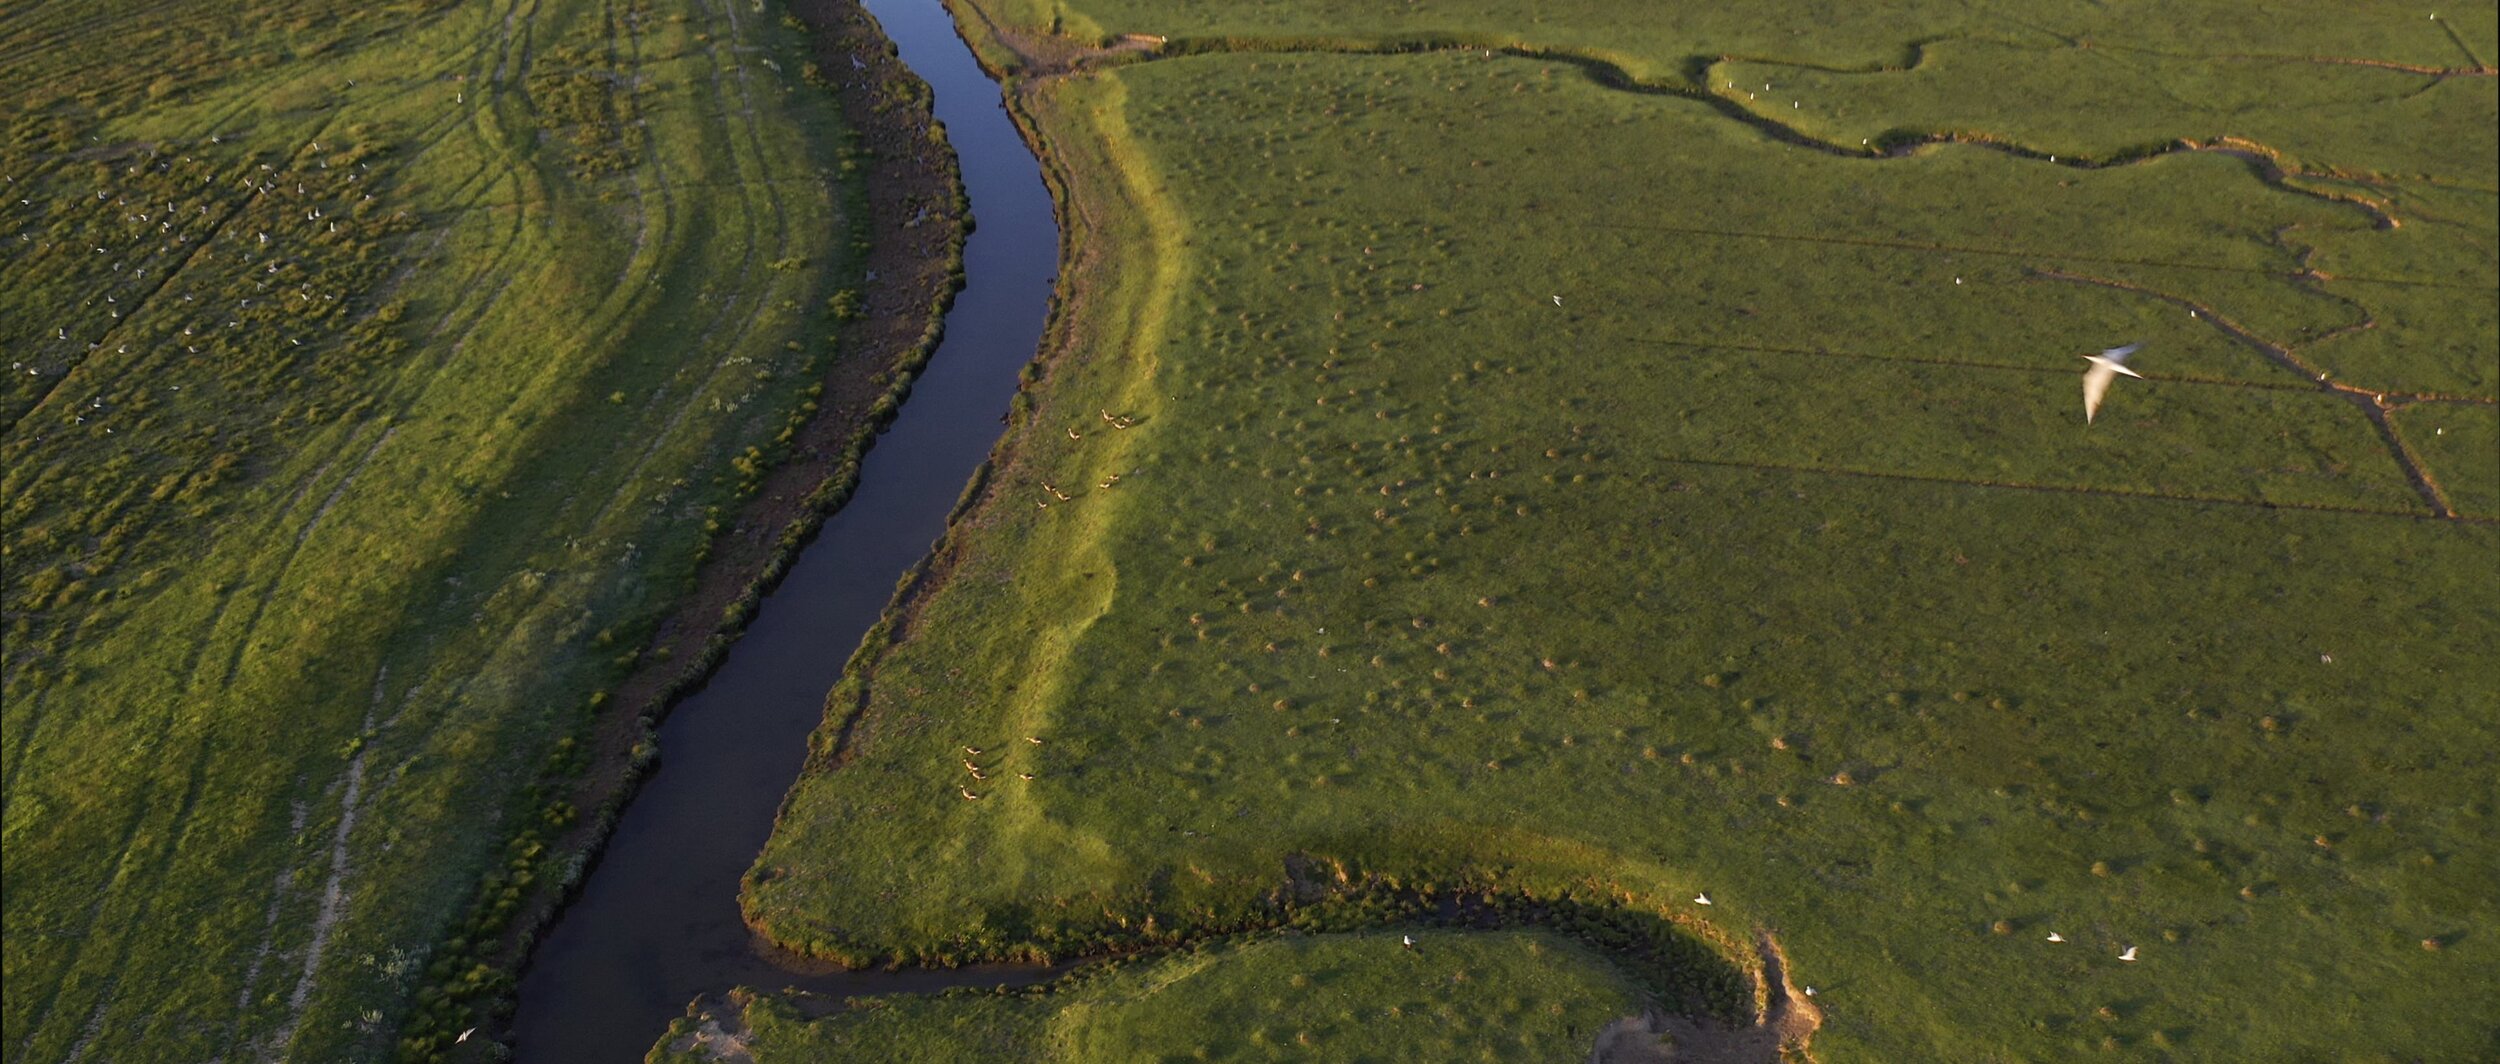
[511, 0, 1058, 1056]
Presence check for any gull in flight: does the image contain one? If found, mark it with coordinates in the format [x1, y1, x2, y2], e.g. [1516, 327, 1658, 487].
[1693, 893, 1712, 906]
[2081, 342, 2144, 423]
[2118, 946, 2138, 962]
[2046, 931, 2065, 943]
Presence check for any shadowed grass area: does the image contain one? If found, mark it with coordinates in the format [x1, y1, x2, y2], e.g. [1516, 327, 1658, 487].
[655, 930, 1654, 1062]
[747, 39, 2496, 1063]
[2, 0, 885, 1058]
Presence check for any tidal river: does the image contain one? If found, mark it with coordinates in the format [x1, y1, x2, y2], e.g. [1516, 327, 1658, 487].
[510, 0, 1058, 1056]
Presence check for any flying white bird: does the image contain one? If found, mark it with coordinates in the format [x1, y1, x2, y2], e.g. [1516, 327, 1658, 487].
[2046, 932, 2064, 943]
[456, 1027, 476, 1043]
[2081, 342, 2144, 423]
[1693, 893, 1712, 906]
[1401, 934, 1416, 950]
[2118, 946, 2138, 962]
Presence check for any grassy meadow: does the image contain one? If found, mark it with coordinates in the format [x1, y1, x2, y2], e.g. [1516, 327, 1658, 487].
[3, 0, 893, 1058]
[740, 2, 2498, 1060]
[655, 930, 1652, 1062]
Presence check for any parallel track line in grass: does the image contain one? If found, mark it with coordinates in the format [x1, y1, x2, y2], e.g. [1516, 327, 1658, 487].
[1585, 220, 2489, 291]
[568, 0, 791, 534]
[10, 144, 479, 1028]
[2036, 266, 2460, 515]
[211, 427, 398, 693]
[2, 162, 266, 432]
[1645, 452, 2482, 522]
[0, 690, 44, 801]
[24, 441, 354, 801]
[0, 0, 197, 75]
[8, 107, 407, 426]
[22, 735, 214, 1063]
[73, 737, 221, 1063]
[263, 666, 388, 1059]
[2, 39, 497, 427]
[2085, 45, 2494, 78]
[6, 0, 876, 1053]
[29, 449, 377, 1029]
[2433, 15, 2490, 72]
[345, 176, 897, 218]
[223, 815, 297, 1057]
[1623, 335, 2494, 405]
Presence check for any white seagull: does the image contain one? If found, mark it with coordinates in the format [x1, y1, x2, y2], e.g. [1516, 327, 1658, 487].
[1693, 893, 1713, 906]
[2081, 342, 2144, 423]
[2045, 931, 2065, 943]
[2118, 946, 2138, 962]
[1401, 934, 1416, 950]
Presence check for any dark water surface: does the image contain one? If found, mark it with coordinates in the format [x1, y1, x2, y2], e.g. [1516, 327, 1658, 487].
[510, 0, 1058, 1057]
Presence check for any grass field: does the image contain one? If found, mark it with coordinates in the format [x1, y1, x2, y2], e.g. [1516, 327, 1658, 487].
[655, 930, 1655, 1062]
[740, 2, 2498, 1059]
[1, 0, 895, 1058]
[980, 0, 2497, 168]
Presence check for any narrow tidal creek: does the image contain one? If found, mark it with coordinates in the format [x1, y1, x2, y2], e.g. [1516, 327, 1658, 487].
[511, 0, 1059, 1056]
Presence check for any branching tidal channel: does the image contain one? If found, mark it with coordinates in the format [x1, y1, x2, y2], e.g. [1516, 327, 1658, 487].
[508, 0, 1061, 1057]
